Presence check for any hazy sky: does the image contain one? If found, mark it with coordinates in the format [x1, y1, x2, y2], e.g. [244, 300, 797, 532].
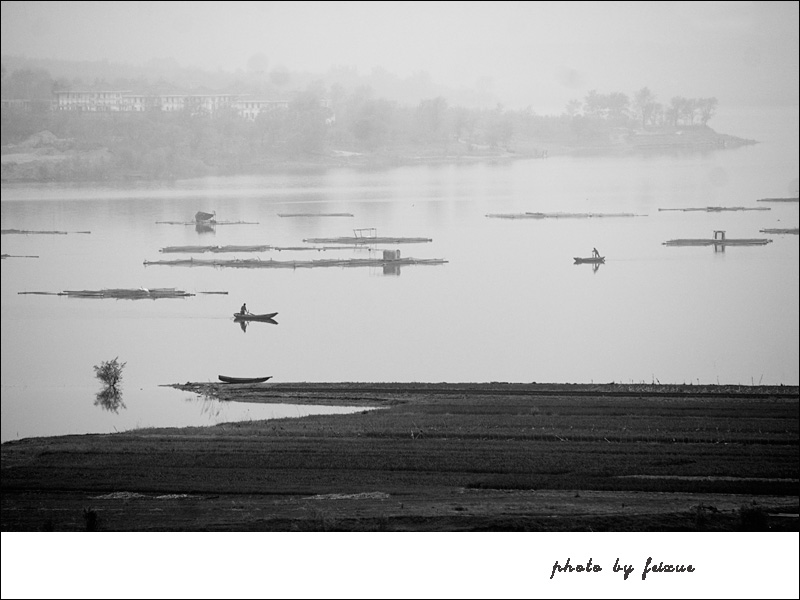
[2, 1, 798, 109]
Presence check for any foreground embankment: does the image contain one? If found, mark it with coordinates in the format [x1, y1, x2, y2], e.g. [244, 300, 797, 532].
[2, 382, 797, 531]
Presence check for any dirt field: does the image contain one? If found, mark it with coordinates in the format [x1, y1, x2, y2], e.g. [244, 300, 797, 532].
[2, 382, 797, 531]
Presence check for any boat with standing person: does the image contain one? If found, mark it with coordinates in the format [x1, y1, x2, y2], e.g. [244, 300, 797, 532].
[233, 311, 278, 321]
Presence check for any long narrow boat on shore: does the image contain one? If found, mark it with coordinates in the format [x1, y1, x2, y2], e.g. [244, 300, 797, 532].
[218, 375, 272, 384]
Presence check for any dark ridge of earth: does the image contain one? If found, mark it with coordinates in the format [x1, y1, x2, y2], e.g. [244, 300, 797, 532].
[2, 382, 797, 531]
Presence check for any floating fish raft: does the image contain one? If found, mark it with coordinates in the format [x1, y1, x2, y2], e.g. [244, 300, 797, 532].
[1, 229, 90, 235]
[18, 288, 195, 299]
[658, 206, 770, 212]
[663, 238, 772, 246]
[486, 212, 645, 219]
[159, 244, 356, 253]
[278, 213, 354, 217]
[1, 254, 39, 259]
[760, 228, 799, 235]
[155, 220, 258, 226]
[301, 236, 433, 244]
[143, 257, 447, 269]
[756, 197, 799, 203]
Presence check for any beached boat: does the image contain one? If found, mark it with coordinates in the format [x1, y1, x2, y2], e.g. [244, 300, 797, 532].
[233, 312, 278, 321]
[218, 375, 272, 384]
[574, 256, 605, 264]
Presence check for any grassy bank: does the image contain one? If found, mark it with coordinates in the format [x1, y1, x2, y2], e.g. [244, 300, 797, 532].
[1, 382, 797, 531]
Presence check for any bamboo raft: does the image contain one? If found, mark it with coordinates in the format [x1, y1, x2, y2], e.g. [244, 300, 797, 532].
[302, 236, 433, 244]
[159, 244, 356, 253]
[278, 213, 354, 217]
[18, 288, 195, 299]
[155, 220, 259, 226]
[658, 206, 770, 212]
[143, 257, 447, 269]
[760, 228, 799, 235]
[663, 238, 772, 246]
[1, 229, 90, 235]
[485, 212, 645, 219]
[756, 197, 799, 203]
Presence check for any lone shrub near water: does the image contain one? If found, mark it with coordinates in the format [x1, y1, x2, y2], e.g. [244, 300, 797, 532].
[94, 357, 126, 388]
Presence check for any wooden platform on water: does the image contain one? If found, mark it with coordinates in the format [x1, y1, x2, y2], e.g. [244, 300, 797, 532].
[760, 228, 799, 235]
[486, 212, 645, 219]
[278, 213, 354, 217]
[159, 244, 356, 253]
[143, 257, 447, 269]
[658, 206, 770, 212]
[302, 236, 433, 244]
[155, 220, 258, 226]
[1, 229, 90, 235]
[663, 238, 772, 246]
[18, 287, 195, 299]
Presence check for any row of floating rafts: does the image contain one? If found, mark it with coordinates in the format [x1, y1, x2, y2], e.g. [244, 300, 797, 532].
[148, 227, 445, 268]
[143, 253, 448, 269]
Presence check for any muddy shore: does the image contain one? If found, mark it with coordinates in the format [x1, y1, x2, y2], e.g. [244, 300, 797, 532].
[2, 382, 797, 532]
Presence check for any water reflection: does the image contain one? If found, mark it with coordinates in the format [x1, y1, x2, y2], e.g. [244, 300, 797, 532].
[573, 259, 603, 273]
[235, 317, 278, 332]
[95, 384, 125, 413]
[186, 394, 222, 419]
[195, 222, 216, 234]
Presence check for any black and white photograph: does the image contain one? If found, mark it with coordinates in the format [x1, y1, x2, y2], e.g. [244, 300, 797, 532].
[1, 1, 798, 598]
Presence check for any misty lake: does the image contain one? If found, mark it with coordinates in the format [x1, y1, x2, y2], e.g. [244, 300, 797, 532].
[2, 107, 798, 442]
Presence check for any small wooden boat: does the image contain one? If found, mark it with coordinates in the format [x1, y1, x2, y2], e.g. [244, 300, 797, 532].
[574, 256, 605, 264]
[233, 312, 278, 321]
[218, 375, 272, 384]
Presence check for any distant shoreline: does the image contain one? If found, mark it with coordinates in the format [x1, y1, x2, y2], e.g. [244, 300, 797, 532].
[1, 126, 757, 184]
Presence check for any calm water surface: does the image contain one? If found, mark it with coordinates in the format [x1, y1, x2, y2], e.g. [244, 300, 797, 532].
[2, 107, 798, 441]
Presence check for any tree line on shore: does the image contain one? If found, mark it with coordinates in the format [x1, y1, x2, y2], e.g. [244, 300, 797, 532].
[2, 65, 720, 181]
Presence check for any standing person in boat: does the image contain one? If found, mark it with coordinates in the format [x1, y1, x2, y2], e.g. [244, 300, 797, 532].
[240, 302, 249, 316]
[592, 247, 600, 258]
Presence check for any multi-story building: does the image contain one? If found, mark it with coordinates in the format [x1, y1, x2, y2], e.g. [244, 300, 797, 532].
[53, 90, 130, 111]
[48, 90, 329, 120]
[233, 99, 291, 120]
